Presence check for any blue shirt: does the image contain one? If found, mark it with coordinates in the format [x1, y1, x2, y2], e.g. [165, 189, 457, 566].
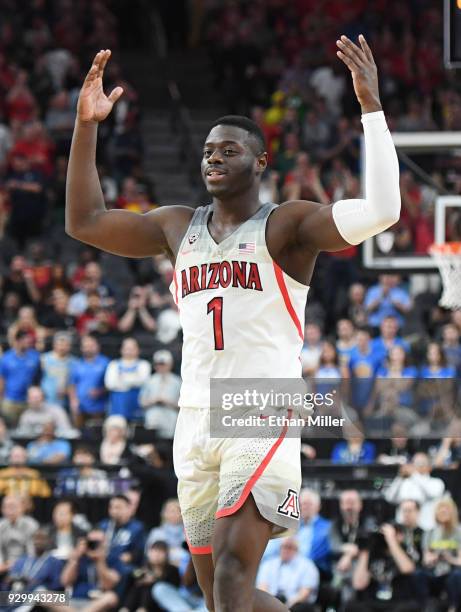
[257, 554, 319, 603]
[27, 438, 71, 464]
[10, 553, 65, 591]
[0, 349, 40, 401]
[370, 336, 410, 368]
[364, 284, 411, 327]
[70, 354, 109, 414]
[331, 440, 376, 464]
[98, 519, 145, 566]
[348, 346, 382, 410]
[376, 365, 418, 408]
[41, 351, 77, 406]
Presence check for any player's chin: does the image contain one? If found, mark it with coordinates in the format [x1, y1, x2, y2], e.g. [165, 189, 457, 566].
[204, 182, 231, 197]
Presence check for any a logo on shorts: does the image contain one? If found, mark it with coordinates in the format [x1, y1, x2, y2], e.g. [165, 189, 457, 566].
[188, 232, 200, 244]
[277, 489, 300, 519]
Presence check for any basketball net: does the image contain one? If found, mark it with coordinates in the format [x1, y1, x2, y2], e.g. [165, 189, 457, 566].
[429, 243, 461, 310]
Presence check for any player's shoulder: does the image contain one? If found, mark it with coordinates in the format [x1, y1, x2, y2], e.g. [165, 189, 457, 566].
[270, 199, 328, 224]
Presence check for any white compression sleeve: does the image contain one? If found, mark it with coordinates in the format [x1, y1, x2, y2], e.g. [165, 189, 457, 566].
[331, 110, 401, 245]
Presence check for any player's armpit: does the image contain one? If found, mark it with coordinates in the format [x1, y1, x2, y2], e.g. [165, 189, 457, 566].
[66, 205, 194, 259]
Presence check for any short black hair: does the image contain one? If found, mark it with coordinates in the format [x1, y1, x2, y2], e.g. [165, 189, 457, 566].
[111, 494, 130, 504]
[210, 115, 266, 153]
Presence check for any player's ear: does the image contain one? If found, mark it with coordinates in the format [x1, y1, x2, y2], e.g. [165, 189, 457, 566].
[256, 152, 268, 175]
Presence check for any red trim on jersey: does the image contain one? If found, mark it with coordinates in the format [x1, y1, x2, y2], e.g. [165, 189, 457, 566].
[272, 262, 303, 340]
[215, 410, 292, 519]
[173, 270, 179, 306]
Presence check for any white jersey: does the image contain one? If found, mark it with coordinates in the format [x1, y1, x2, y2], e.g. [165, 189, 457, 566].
[171, 202, 309, 408]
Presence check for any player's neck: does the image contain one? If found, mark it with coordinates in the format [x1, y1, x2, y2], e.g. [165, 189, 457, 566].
[211, 190, 262, 225]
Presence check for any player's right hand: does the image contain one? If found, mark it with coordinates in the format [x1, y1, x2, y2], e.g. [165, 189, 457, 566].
[77, 50, 124, 123]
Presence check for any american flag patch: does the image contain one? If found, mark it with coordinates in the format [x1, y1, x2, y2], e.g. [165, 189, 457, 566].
[238, 242, 256, 254]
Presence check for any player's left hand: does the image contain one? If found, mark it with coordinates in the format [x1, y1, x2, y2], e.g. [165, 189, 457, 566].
[336, 34, 382, 114]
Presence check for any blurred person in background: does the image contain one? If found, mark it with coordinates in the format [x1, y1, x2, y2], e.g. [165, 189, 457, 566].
[139, 349, 180, 436]
[117, 285, 157, 335]
[3, 256, 39, 305]
[336, 318, 357, 366]
[60, 528, 130, 611]
[39, 288, 76, 332]
[7, 305, 47, 350]
[348, 327, 382, 412]
[0, 445, 51, 498]
[418, 342, 456, 417]
[364, 275, 412, 331]
[0, 416, 13, 463]
[69, 334, 109, 426]
[40, 331, 76, 407]
[370, 316, 410, 367]
[26, 420, 71, 465]
[257, 536, 319, 612]
[145, 499, 187, 568]
[385, 453, 446, 530]
[0, 494, 38, 576]
[120, 540, 180, 612]
[104, 337, 150, 421]
[422, 497, 461, 612]
[98, 494, 145, 568]
[100, 415, 131, 465]
[331, 422, 376, 465]
[18, 385, 72, 435]
[48, 499, 87, 559]
[377, 423, 414, 465]
[0, 329, 41, 427]
[300, 322, 323, 377]
[441, 323, 461, 376]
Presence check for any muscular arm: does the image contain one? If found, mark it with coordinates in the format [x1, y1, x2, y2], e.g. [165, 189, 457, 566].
[66, 50, 192, 259]
[270, 35, 400, 259]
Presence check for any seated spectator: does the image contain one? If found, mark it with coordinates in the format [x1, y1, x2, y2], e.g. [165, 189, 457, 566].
[0, 494, 38, 574]
[370, 316, 411, 367]
[331, 422, 376, 465]
[40, 331, 76, 408]
[442, 323, 461, 375]
[44, 90, 75, 151]
[282, 152, 329, 204]
[99, 494, 145, 568]
[48, 499, 87, 559]
[330, 490, 377, 604]
[7, 305, 46, 350]
[366, 346, 418, 426]
[398, 499, 425, 568]
[18, 385, 72, 435]
[336, 318, 357, 365]
[0, 329, 41, 427]
[314, 340, 344, 398]
[0, 417, 13, 463]
[60, 529, 129, 611]
[145, 499, 187, 568]
[377, 423, 414, 465]
[418, 342, 456, 416]
[120, 540, 180, 612]
[26, 420, 71, 465]
[68, 262, 114, 316]
[0, 445, 51, 498]
[40, 288, 76, 332]
[348, 328, 382, 412]
[105, 338, 151, 421]
[75, 290, 106, 335]
[385, 453, 446, 530]
[3, 255, 39, 305]
[1, 292, 22, 335]
[100, 415, 130, 465]
[117, 286, 156, 335]
[300, 322, 323, 377]
[69, 334, 109, 427]
[346, 522, 420, 612]
[296, 488, 331, 575]
[257, 536, 319, 611]
[6, 528, 64, 593]
[139, 350, 180, 436]
[54, 445, 111, 497]
[422, 497, 461, 612]
[364, 275, 412, 330]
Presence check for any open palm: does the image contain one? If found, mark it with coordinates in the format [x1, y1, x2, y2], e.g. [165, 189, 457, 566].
[77, 49, 123, 123]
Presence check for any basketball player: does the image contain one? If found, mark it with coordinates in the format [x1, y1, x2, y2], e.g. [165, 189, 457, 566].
[66, 35, 400, 612]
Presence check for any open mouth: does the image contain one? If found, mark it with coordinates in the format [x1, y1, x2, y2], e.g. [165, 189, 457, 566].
[206, 169, 227, 182]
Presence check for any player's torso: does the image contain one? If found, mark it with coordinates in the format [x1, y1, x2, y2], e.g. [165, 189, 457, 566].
[171, 203, 309, 408]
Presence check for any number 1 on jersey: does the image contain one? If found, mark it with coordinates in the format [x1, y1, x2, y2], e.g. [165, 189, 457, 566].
[207, 297, 224, 350]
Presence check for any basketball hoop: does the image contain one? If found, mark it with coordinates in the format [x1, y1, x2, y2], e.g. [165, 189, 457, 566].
[429, 242, 461, 310]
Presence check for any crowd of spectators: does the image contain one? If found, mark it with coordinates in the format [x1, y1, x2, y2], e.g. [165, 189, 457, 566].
[0, 0, 460, 611]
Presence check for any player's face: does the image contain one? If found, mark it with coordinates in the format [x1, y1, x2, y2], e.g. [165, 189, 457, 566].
[201, 125, 266, 198]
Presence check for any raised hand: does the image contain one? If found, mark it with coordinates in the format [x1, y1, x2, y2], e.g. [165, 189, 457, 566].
[336, 35, 381, 114]
[77, 49, 124, 123]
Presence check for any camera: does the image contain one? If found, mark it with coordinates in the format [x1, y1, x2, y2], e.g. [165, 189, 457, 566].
[86, 538, 101, 551]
